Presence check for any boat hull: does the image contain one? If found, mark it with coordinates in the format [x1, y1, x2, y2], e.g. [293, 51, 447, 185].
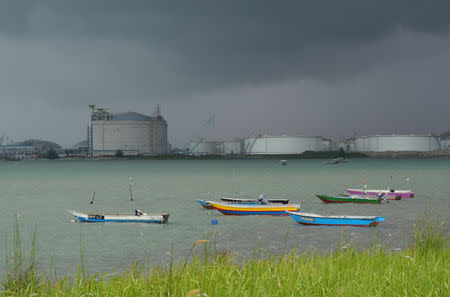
[286, 211, 385, 227]
[316, 194, 380, 204]
[197, 199, 215, 209]
[340, 193, 402, 201]
[70, 210, 169, 223]
[346, 189, 414, 198]
[209, 201, 300, 216]
[220, 197, 289, 204]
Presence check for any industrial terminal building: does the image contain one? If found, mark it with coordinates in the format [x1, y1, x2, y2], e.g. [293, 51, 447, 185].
[338, 134, 444, 152]
[88, 105, 168, 156]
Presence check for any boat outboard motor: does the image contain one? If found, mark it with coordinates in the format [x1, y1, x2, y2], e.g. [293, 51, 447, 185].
[377, 192, 389, 203]
[135, 209, 143, 216]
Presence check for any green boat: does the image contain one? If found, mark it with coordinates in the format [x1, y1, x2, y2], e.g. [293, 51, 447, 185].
[315, 194, 381, 204]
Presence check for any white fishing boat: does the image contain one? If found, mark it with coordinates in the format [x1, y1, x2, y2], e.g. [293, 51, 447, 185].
[69, 209, 169, 223]
[70, 179, 169, 223]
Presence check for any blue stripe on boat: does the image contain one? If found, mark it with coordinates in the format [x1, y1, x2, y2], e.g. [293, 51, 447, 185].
[286, 212, 385, 227]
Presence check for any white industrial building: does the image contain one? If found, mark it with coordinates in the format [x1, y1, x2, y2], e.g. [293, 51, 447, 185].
[88, 105, 168, 156]
[321, 138, 332, 151]
[350, 134, 441, 152]
[223, 139, 243, 155]
[337, 138, 356, 152]
[190, 141, 217, 155]
[190, 135, 331, 155]
[243, 135, 326, 155]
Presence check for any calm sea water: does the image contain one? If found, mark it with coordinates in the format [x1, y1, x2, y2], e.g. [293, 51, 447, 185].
[0, 158, 449, 275]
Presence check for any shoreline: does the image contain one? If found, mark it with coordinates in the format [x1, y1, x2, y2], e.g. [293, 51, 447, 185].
[3, 150, 450, 161]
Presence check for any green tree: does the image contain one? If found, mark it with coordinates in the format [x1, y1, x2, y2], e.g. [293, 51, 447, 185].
[338, 147, 346, 158]
[115, 150, 124, 158]
[45, 149, 59, 159]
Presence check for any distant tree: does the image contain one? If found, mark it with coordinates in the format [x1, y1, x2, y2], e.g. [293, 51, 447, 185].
[115, 150, 124, 158]
[45, 148, 60, 159]
[338, 147, 346, 158]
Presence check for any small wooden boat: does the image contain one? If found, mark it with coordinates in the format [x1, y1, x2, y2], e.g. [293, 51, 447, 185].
[316, 194, 381, 204]
[346, 188, 414, 198]
[197, 199, 215, 209]
[286, 211, 385, 227]
[323, 160, 339, 164]
[219, 197, 290, 204]
[69, 210, 169, 223]
[208, 201, 300, 216]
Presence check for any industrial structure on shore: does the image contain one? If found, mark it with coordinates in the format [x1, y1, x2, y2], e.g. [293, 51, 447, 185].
[2, 104, 448, 158]
[0, 138, 62, 159]
[190, 135, 332, 155]
[88, 105, 169, 156]
[337, 133, 449, 152]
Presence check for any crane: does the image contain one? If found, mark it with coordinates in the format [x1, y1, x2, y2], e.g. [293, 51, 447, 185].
[187, 115, 215, 154]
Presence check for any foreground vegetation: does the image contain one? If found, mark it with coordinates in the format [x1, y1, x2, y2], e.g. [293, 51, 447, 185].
[2, 212, 448, 296]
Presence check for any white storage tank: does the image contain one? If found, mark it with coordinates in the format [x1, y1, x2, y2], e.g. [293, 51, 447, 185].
[243, 135, 323, 154]
[364, 134, 441, 152]
[337, 139, 355, 152]
[321, 138, 332, 151]
[91, 109, 168, 155]
[191, 141, 217, 155]
[355, 136, 368, 152]
[440, 131, 450, 150]
[215, 142, 224, 154]
[442, 139, 450, 150]
[223, 139, 243, 155]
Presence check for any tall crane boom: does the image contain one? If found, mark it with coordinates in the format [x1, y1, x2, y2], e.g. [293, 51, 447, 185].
[188, 115, 215, 154]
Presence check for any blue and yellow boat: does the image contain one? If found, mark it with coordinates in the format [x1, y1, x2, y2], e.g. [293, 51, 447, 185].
[208, 201, 300, 215]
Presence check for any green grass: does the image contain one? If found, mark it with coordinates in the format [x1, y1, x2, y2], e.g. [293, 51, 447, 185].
[2, 212, 448, 297]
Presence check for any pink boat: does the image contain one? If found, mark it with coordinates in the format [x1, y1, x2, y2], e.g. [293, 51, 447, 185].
[345, 188, 414, 198]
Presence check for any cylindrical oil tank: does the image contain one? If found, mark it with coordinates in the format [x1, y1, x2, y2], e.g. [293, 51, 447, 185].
[338, 139, 355, 152]
[215, 142, 224, 154]
[223, 139, 242, 155]
[440, 132, 450, 150]
[191, 141, 217, 155]
[365, 135, 441, 152]
[321, 138, 332, 151]
[244, 136, 323, 154]
[441, 139, 450, 150]
[92, 112, 168, 155]
[355, 137, 368, 151]
[347, 140, 356, 151]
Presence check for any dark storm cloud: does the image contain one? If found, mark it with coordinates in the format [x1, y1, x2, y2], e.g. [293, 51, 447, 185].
[2, 0, 450, 88]
[1, 1, 450, 146]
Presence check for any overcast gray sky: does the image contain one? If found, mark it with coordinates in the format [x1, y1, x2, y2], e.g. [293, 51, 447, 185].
[1, 0, 450, 147]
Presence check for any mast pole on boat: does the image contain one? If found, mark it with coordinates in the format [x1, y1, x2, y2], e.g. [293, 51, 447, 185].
[129, 177, 134, 201]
